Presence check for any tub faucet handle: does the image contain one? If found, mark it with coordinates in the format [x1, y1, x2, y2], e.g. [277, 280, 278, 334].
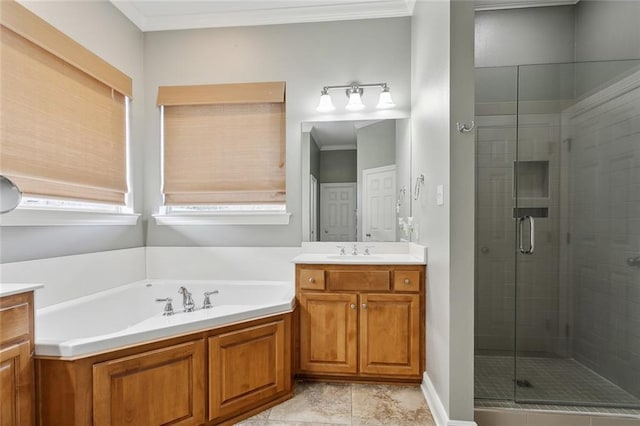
[155, 298, 174, 316]
[178, 286, 195, 312]
[203, 290, 219, 309]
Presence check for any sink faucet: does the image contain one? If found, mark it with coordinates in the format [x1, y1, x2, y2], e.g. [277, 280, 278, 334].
[352, 244, 358, 256]
[178, 286, 195, 312]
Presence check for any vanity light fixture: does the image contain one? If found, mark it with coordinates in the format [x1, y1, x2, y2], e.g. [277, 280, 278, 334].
[316, 82, 395, 112]
[316, 88, 336, 112]
[345, 86, 365, 111]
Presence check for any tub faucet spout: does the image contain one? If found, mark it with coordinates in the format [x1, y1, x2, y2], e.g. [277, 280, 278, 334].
[203, 290, 219, 309]
[178, 286, 195, 312]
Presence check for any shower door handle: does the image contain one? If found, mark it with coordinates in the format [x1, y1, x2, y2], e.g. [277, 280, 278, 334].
[518, 216, 535, 255]
[527, 216, 535, 254]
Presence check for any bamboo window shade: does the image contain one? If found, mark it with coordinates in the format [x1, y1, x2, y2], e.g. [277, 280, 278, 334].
[0, 1, 132, 205]
[157, 82, 286, 205]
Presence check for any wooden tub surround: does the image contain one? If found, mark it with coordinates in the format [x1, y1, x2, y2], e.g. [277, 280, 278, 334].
[35, 312, 294, 426]
[295, 263, 426, 384]
[0, 290, 37, 426]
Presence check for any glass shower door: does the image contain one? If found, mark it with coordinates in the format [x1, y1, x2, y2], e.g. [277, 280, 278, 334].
[474, 65, 519, 400]
[514, 60, 640, 408]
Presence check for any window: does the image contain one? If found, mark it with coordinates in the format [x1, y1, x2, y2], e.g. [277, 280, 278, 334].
[157, 82, 286, 215]
[0, 1, 133, 221]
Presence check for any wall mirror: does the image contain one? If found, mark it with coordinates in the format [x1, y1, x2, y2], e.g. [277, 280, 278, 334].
[301, 119, 412, 242]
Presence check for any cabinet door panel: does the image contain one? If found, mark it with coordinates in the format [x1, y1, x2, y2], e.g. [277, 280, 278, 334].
[299, 293, 357, 374]
[209, 320, 287, 422]
[93, 340, 205, 426]
[0, 341, 32, 426]
[360, 294, 420, 376]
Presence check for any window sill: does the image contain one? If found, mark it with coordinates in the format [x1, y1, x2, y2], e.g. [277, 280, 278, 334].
[0, 209, 140, 227]
[153, 211, 291, 226]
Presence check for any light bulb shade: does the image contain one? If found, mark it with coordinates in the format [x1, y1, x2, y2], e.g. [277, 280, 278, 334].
[376, 89, 395, 109]
[345, 91, 365, 111]
[316, 93, 335, 112]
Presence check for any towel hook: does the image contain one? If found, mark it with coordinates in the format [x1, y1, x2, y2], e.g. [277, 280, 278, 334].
[456, 121, 475, 133]
[413, 174, 425, 200]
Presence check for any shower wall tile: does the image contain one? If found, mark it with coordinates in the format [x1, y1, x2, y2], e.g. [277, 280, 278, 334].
[476, 114, 564, 355]
[571, 83, 640, 399]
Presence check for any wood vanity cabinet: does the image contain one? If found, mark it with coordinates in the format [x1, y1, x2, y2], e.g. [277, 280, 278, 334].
[0, 291, 36, 426]
[296, 264, 425, 383]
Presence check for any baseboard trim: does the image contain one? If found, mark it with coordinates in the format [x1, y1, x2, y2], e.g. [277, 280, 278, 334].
[421, 372, 477, 426]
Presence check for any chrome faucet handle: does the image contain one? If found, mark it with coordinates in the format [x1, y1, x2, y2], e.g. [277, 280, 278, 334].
[155, 298, 174, 316]
[363, 245, 373, 255]
[336, 245, 346, 256]
[178, 286, 195, 312]
[352, 244, 358, 256]
[203, 290, 219, 309]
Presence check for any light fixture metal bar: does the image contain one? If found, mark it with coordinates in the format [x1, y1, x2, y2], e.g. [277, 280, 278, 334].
[322, 82, 388, 92]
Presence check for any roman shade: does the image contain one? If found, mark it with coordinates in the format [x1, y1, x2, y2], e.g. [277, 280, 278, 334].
[0, 1, 132, 205]
[158, 82, 286, 205]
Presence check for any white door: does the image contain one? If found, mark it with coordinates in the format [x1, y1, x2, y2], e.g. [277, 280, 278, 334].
[320, 183, 356, 242]
[309, 175, 318, 241]
[362, 165, 396, 242]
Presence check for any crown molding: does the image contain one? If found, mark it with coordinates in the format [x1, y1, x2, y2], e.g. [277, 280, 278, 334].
[110, 1, 413, 32]
[475, 0, 579, 12]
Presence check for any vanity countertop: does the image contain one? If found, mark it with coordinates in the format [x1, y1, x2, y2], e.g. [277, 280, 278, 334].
[0, 283, 44, 298]
[291, 242, 427, 265]
[291, 253, 425, 265]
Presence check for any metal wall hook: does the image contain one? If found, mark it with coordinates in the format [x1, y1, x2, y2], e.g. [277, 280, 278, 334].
[413, 174, 425, 200]
[456, 121, 475, 133]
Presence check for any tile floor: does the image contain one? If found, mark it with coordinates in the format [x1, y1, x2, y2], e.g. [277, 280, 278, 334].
[475, 355, 640, 409]
[235, 381, 435, 425]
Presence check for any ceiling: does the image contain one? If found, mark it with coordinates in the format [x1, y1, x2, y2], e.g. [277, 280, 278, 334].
[110, 0, 579, 32]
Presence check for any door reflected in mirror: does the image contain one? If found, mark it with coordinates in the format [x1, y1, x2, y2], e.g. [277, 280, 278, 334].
[301, 119, 411, 242]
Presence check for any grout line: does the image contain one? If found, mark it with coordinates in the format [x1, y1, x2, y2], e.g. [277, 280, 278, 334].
[350, 383, 354, 425]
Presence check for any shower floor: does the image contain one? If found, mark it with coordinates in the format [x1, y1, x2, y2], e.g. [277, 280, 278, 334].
[475, 355, 640, 408]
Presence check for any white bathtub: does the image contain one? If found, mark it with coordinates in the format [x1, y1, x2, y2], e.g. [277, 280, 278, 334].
[35, 279, 295, 357]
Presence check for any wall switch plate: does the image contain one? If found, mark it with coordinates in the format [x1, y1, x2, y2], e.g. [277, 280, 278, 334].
[436, 184, 444, 205]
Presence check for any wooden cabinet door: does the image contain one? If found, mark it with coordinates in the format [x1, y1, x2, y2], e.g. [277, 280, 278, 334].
[93, 340, 205, 426]
[359, 293, 421, 377]
[299, 292, 358, 374]
[0, 340, 33, 426]
[208, 320, 288, 422]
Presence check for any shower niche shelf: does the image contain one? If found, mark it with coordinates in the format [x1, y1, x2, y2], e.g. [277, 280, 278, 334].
[514, 161, 549, 198]
[512, 207, 549, 219]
